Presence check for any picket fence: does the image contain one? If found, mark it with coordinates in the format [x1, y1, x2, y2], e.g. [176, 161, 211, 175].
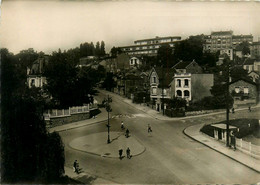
[44, 104, 97, 120]
[236, 138, 260, 158]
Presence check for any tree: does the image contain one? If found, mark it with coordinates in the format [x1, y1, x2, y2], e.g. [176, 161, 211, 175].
[1, 48, 65, 183]
[102, 72, 116, 91]
[237, 41, 250, 55]
[100, 41, 106, 56]
[43, 50, 79, 108]
[173, 35, 204, 65]
[157, 44, 174, 68]
[110, 47, 122, 57]
[95, 41, 101, 57]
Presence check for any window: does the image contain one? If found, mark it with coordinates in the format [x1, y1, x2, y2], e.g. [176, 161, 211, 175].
[184, 79, 189, 87]
[153, 77, 156, 83]
[31, 79, 35, 87]
[235, 87, 240, 93]
[177, 79, 181, 87]
[152, 87, 157, 95]
[184, 90, 190, 97]
[176, 90, 182, 97]
[244, 87, 249, 94]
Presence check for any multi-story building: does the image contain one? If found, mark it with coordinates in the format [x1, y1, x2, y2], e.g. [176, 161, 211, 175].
[203, 31, 253, 60]
[27, 56, 49, 88]
[170, 73, 214, 102]
[120, 36, 181, 56]
[250, 41, 260, 59]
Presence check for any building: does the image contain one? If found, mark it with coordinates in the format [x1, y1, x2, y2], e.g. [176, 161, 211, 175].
[172, 60, 203, 74]
[232, 35, 253, 47]
[250, 41, 260, 59]
[27, 56, 49, 88]
[149, 67, 176, 112]
[100, 53, 130, 73]
[203, 31, 253, 60]
[170, 73, 214, 102]
[248, 71, 259, 83]
[229, 79, 258, 103]
[243, 58, 260, 73]
[120, 36, 181, 56]
[129, 56, 142, 68]
[210, 31, 233, 53]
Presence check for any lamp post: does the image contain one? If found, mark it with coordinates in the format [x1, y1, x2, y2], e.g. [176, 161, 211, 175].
[104, 95, 112, 144]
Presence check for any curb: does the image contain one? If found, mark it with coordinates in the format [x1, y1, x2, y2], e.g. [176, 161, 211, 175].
[68, 133, 146, 159]
[183, 126, 260, 173]
[50, 119, 108, 133]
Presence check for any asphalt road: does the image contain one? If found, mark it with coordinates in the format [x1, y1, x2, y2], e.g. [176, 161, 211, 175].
[60, 91, 260, 184]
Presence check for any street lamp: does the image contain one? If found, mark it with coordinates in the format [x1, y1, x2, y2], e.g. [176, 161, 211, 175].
[104, 95, 112, 144]
[224, 60, 231, 147]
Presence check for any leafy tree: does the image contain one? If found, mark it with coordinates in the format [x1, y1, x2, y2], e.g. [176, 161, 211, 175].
[230, 66, 251, 81]
[95, 41, 101, 57]
[110, 47, 122, 57]
[157, 44, 174, 68]
[1, 48, 65, 183]
[102, 72, 116, 91]
[43, 50, 79, 108]
[237, 41, 250, 55]
[100, 41, 106, 56]
[165, 97, 186, 110]
[173, 35, 204, 65]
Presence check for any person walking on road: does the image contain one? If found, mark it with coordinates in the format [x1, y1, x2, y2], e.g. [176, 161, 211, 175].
[119, 149, 123, 160]
[126, 147, 131, 159]
[125, 129, 130, 138]
[121, 121, 125, 130]
[148, 124, 152, 133]
[73, 160, 79, 174]
[248, 106, 251, 112]
[230, 131, 236, 150]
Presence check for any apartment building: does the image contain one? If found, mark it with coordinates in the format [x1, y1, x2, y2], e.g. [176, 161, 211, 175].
[250, 41, 260, 58]
[120, 36, 181, 56]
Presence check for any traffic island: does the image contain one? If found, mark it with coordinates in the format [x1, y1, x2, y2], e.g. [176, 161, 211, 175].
[69, 132, 145, 158]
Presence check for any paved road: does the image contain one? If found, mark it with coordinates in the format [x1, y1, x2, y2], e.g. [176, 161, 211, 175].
[60, 91, 260, 184]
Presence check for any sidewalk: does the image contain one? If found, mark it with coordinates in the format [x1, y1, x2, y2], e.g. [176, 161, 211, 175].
[48, 107, 108, 133]
[184, 123, 260, 173]
[64, 166, 118, 184]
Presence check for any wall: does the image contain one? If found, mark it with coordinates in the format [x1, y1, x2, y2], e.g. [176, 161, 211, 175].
[46, 109, 100, 128]
[191, 74, 214, 102]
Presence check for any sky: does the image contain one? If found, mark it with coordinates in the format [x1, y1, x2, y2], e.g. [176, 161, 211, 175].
[0, 0, 260, 55]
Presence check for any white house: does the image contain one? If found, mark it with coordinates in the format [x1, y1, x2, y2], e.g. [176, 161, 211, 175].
[129, 56, 141, 68]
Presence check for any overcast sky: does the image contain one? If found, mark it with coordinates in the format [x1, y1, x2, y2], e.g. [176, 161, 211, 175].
[0, 1, 259, 54]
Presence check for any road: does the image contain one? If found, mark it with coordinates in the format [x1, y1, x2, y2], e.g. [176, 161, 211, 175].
[60, 91, 260, 184]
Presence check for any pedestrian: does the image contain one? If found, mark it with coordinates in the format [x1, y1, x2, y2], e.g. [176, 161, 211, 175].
[148, 124, 152, 133]
[126, 147, 131, 159]
[73, 160, 79, 174]
[121, 121, 125, 130]
[248, 106, 251, 112]
[230, 131, 236, 150]
[125, 129, 130, 138]
[119, 149, 123, 160]
[232, 108, 235, 114]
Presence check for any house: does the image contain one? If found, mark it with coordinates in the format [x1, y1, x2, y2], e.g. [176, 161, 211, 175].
[129, 56, 142, 68]
[229, 78, 258, 103]
[172, 60, 203, 74]
[242, 58, 260, 73]
[149, 67, 176, 112]
[248, 71, 259, 83]
[78, 56, 97, 67]
[170, 73, 214, 102]
[27, 56, 49, 88]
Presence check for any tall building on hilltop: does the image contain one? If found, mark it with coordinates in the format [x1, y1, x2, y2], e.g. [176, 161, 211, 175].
[120, 36, 181, 56]
[203, 31, 253, 60]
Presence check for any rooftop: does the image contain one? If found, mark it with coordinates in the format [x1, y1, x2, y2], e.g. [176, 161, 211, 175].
[134, 36, 181, 43]
[211, 31, 233, 35]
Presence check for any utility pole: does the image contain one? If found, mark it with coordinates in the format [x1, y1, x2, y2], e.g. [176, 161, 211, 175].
[161, 63, 165, 115]
[225, 61, 230, 147]
[104, 95, 112, 144]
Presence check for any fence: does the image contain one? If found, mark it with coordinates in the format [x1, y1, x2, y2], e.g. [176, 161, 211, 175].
[236, 138, 260, 159]
[43, 104, 97, 120]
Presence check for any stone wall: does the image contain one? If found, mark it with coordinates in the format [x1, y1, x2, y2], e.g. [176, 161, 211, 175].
[46, 109, 100, 128]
